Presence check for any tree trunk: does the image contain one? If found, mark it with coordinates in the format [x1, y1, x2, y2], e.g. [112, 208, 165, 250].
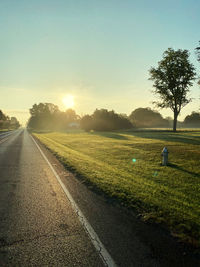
[173, 112, 178, 132]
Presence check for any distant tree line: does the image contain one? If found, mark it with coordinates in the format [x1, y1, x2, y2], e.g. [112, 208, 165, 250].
[80, 109, 132, 131]
[28, 103, 80, 131]
[28, 102, 200, 132]
[129, 108, 169, 128]
[184, 112, 200, 127]
[0, 110, 20, 130]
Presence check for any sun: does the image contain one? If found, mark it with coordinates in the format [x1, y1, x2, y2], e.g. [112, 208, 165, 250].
[62, 94, 74, 109]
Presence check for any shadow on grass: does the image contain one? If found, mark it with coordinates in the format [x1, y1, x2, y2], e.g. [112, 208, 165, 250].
[90, 131, 129, 140]
[168, 163, 200, 178]
[123, 130, 200, 145]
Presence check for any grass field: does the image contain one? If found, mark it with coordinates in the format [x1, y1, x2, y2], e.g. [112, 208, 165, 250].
[34, 129, 200, 246]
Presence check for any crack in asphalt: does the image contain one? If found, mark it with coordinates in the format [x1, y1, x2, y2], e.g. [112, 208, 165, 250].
[0, 231, 80, 249]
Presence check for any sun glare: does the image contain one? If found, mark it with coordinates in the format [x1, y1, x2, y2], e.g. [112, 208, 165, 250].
[62, 94, 74, 109]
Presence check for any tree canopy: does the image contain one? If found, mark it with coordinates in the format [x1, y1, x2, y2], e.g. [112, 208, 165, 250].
[129, 107, 169, 128]
[80, 109, 133, 132]
[195, 41, 200, 85]
[184, 112, 200, 127]
[195, 41, 200, 61]
[28, 103, 79, 131]
[0, 110, 20, 130]
[149, 48, 196, 131]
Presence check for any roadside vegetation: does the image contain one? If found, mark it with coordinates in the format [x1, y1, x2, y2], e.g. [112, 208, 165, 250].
[0, 110, 20, 130]
[34, 130, 200, 247]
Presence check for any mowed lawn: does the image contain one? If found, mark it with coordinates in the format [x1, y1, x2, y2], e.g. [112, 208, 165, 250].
[34, 130, 200, 246]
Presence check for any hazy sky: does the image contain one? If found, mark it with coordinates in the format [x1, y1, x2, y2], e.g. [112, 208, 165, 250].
[0, 0, 199, 125]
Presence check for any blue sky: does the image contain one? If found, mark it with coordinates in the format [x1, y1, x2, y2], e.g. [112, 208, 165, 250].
[0, 0, 199, 124]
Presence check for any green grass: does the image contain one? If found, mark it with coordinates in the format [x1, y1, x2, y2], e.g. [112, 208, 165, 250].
[34, 129, 200, 246]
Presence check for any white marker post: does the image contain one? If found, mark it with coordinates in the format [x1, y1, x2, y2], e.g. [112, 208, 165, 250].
[162, 147, 168, 166]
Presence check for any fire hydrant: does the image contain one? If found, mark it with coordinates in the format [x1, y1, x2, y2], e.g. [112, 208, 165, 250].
[161, 147, 168, 166]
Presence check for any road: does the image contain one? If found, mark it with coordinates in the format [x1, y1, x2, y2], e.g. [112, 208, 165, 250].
[0, 129, 200, 266]
[0, 130, 103, 266]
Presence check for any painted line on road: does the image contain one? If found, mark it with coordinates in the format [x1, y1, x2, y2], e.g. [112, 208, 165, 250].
[30, 134, 117, 267]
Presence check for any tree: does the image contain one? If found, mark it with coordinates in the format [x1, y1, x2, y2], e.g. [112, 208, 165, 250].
[29, 103, 59, 130]
[149, 48, 196, 132]
[129, 107, 169, 128]
[195, 41, 200, 85]
[0, 110, 11, 129]
[184, 112, 200, 127]
[10, 117, 20, 129]
[80, 115, 93, 132]
[28, 103, 80, 131]
[80, 109, 133, 132]
[30, 103, 59, 117]
[195, 41, 200, 61]
[0, 110, 7, 121]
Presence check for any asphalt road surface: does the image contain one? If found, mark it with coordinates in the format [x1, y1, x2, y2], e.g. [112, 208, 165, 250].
[0, 129, 200, 267]
[0, 130, 103, 266]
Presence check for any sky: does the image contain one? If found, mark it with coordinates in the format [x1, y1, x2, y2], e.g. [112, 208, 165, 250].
[0, 0, 199, 125]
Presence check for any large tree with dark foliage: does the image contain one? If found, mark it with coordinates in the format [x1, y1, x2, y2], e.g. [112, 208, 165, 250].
[149, 48, 196, 132]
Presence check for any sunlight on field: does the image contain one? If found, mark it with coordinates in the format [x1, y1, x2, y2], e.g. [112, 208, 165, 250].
[34, 130, 200, 245]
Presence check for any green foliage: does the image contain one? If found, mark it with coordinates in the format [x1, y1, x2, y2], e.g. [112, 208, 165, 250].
[80, 115, 93, 132]
[80, 109, 133, 131]
[196, 41, 200, 85]
[129, 107, 169, 128]
[35, 130, 200, 246]
[184, 112, 200, 127]
[0, 110, 7, 121]
[0, 110, 20, 130]
[196, 41, 200, 62]
[28, 103, 79, 131]
[149, 48, 196, 131]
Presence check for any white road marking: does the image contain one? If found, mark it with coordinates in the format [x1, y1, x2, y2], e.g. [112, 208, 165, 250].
[30, 134, 117, 267]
